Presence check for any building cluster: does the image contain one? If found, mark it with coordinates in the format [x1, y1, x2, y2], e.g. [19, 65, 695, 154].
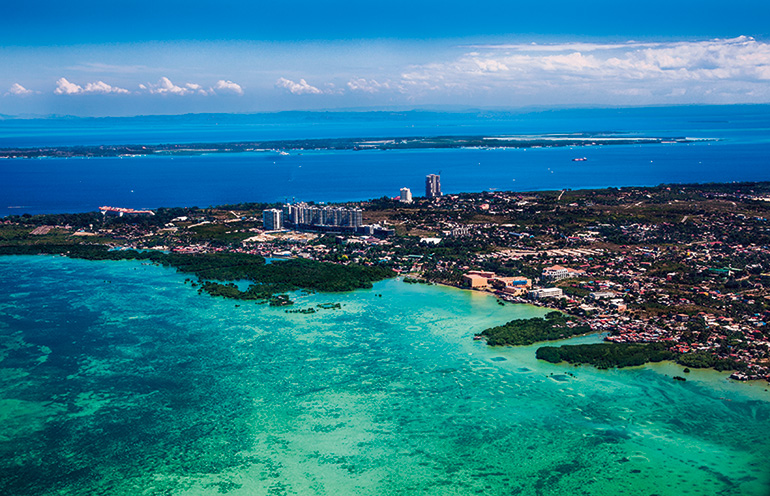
[396, 174, 440, 203]
[263, 203, 363, 232]
[462, 270, 536, 297]
[542, 265, 587, 281]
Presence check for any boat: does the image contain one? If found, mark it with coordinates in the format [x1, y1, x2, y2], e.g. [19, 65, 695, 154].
[572, 157, 588, 162]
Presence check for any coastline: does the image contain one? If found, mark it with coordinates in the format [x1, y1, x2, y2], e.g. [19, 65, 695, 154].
[0, 134, 702, 159]
[410, 278, 770, 385]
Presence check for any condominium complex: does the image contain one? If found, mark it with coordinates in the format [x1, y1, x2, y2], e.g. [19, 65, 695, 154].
[280, 203, 363, 228]
[262, 208, 283, 231]
[400, 187, 413, 203]
[425, 174, 441, 198]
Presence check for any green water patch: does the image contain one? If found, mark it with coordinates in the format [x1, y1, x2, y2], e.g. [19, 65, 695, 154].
[0, 255, 769, 495]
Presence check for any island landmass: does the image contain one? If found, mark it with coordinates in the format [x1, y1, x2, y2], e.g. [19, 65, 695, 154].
[0, 133, 704, 159]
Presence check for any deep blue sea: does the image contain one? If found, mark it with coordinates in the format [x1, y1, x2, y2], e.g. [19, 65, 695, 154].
[1, 105, 768, 216]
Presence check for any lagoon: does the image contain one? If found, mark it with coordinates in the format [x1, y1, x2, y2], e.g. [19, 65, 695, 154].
[1, 255, 768, 495]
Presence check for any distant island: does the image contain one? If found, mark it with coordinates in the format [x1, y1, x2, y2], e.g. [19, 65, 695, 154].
[0, 133, 704, 159]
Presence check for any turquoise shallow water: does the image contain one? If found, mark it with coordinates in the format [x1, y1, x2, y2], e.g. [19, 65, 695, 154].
[1, 255, 769, 495]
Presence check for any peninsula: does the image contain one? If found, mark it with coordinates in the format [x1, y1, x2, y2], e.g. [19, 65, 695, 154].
[2, 181, 769, 381]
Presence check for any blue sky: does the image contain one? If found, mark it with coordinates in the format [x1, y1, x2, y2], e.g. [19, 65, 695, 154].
[2, 1, 770, 116]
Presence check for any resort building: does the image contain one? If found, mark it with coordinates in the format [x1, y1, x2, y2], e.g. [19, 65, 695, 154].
[529, 287, 564, 299]
[542, 265, 586, 281]
[425, 174, 441, 198]
[462, 271, 531, 295]
[463, 273, 490, 289]
[400, 187, 413, 203]
[490, 277, 532, 296]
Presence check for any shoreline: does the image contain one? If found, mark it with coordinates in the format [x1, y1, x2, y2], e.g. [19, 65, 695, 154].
[440, 280, 770, 384]
[3, 181, 770, 384]
[0, 133, 703, 159]
[5, 178, 765, 219]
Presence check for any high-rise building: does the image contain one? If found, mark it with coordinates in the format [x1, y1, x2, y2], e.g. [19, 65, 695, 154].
[349, 208, 363, 227]
[425, 174, 441, 198]
[279, 203, 363, 228]
[400, 187, 413, 203]
[262, 208, 283, 230]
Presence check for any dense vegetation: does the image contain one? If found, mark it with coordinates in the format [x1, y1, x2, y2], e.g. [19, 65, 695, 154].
[478, 311, 592, 346]
[0, 244, 394, 302]
[198, 258, 394, 301]
[535, 342, 744, 371]
[536, 342, 675, 369]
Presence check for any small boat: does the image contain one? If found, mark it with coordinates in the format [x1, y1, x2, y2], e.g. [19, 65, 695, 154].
[572, 157, 588, 162]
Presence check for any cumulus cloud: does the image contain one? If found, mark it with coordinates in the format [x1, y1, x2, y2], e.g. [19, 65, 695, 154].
[140, 77, 199, 95]
[185, 83, 210, 95]
[346, 78, 391, 93]
[54, 78, 83, 95]
[214, 80, 244, 95]
[54, 77, 129, 95]
[276, 77, 323, 95]
[398, 36, 770, 102]
[83, 81, 130, 94]
[7, 83, 34, 96]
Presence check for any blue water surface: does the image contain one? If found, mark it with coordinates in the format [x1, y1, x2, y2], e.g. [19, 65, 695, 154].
[1, 106, 768, 216]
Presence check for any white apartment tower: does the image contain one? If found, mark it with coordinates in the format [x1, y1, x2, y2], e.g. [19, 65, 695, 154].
[400, 187, 413, 203]
[425, 174, 441, 198]
[262, 208, 283, 231]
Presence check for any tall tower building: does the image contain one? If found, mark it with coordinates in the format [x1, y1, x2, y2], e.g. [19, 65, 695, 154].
[425, 174, 441, 198]
[400, 187, 413, 203]
[262, 209, 282, 230]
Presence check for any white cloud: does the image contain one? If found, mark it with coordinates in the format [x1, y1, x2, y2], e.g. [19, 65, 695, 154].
[214, 80, 244, 95]
[141, 77, 196, 95]
[7, 83, 34, 96]
[398, 36, 770, 102]
[276, 77, 323, 95]
[139, 77, 243, 96]
[83, 81, 130, 94]
[185, 83, 210, 95]
[346, 78, 391, 93]
[54, 77, 83, 95]
[54, 77, 129, 95]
